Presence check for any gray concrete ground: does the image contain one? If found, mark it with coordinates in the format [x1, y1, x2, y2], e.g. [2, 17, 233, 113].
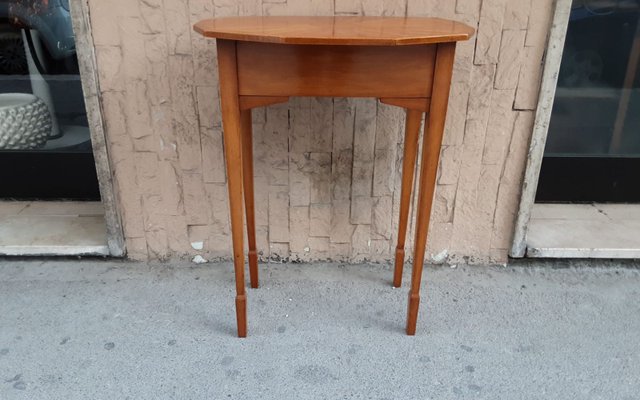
[0, 259, 639, 399]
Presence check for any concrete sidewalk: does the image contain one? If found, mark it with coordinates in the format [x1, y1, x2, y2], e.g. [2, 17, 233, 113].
[0, 259, 639, 399]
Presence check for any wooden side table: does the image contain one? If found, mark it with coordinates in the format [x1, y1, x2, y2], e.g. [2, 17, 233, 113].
[193, 16, 474, 337]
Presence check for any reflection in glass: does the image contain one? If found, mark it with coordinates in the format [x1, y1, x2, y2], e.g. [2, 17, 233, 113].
[0, 0, 91, 152]
[546, 0, 640, 157]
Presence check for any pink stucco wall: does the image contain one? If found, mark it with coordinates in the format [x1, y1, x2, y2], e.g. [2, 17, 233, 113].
[87, 0, 553, 264]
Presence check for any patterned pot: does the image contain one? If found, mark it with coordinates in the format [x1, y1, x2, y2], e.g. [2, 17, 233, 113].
[0, 93, 52, 150]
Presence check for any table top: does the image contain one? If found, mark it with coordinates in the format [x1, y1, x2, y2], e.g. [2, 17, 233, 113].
[193, 16, 474, 46]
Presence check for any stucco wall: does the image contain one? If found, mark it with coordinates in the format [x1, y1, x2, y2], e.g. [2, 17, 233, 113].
[87, 0, 553, 263]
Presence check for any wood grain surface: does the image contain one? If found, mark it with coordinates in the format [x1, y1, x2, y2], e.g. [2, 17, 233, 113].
[194, 16, 474, 46]
[236, 42, 436, 98]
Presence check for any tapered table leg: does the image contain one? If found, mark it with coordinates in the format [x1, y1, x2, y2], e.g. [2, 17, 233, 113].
[241, 109, 259, 288]
[393, 109, 422, 288]
[217, 39, 247, 338]
[406, 43, 456, 335]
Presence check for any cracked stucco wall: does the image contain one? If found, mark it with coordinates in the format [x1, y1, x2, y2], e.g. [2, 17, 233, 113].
[87, 0, 553, 264]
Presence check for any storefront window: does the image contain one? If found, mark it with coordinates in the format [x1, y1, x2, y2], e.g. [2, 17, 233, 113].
[537, 0, 640, 202]
[0, 0, 99, 199]
[546, 0, 640, 156]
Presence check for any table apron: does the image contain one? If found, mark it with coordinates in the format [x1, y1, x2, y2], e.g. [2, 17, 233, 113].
[235, 41, 437, 98]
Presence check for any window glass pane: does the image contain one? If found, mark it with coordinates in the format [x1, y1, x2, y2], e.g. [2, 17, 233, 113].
[546, 0, 640, 157]
[0, 0, 91, 153]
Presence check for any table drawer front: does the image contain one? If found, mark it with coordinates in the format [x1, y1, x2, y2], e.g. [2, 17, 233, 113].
[236, 42, 436, 98]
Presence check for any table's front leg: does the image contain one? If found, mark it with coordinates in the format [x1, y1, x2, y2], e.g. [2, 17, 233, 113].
[217, 39, 247, 337]
[407, 42, 456, 335]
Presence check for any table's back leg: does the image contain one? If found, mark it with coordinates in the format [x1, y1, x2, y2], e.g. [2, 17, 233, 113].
[407, 42, 456, 335]
[241, 109, 259, 288]
[393, 109, 423, 288]
[217, 39, 248, 337]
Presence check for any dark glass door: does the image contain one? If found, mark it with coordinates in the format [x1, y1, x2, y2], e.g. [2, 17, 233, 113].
[537, 0, 640, 203]
[0, 0, 100, 200]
